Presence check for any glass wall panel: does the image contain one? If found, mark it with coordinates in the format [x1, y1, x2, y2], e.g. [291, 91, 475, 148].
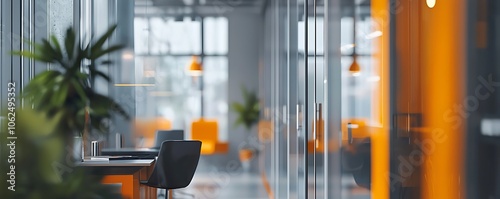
[202, 56, 228, 140]
[296, 0, 307, 196]
[204, 17, 228, 55]
[135, 17, 202, 55]
[132, 12, 228, 146]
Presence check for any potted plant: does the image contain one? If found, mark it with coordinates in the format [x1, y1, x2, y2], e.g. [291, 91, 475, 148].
[230, 86, 260, 171]
[0, 25, 128, 198]
[12, 25, 129, 156]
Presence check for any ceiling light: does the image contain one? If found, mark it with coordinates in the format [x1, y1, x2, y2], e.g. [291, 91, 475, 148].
[349, 57, 361, 77]
[365, 31, 383, 40]
[188, 56, 203, 76]
[426, 0, 436, 8]
[122, 50, 134, 60]
[340, 44, 355, 52]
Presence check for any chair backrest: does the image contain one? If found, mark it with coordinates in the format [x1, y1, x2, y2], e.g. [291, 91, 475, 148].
[146, 140, 202, 189]
[152, 130, 184, 149]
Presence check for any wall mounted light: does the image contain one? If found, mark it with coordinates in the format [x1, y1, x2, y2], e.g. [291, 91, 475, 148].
[426, 0, 436, 8]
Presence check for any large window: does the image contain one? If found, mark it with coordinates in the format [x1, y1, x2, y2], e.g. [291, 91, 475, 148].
[133, 16, 228, 143]
[297, 15, 378, 121]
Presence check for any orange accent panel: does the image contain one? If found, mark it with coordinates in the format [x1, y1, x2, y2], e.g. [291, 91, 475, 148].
[420, 0, 466, 198]
[371, 0, 390, 198]
[214, 142, 229, 153]
[199, 141, 229, 154]
[200, 140, 216, 154]
[191, 119, 218, 141]
[191, 119, 228, 154]
[102, 174, 139, 199]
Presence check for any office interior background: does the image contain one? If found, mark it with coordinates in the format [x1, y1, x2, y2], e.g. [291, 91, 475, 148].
[1, 0, 500, 198]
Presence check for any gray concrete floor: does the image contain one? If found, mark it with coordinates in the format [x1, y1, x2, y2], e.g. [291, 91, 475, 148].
[172, 171, 269, 199]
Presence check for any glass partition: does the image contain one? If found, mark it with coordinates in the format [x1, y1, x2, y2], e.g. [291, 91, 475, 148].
[262, 0, 390, 198]
[132, 14, 228, 146]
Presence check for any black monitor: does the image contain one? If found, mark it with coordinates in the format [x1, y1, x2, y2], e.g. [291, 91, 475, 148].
[152, 130, 184, 149]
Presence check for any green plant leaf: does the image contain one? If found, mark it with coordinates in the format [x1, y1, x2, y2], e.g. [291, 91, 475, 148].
[235, 117, 244, 125]
[100, 60, 113, 65]
[231, 103, 245, 113]
[50, 35, 63, 57]
[89, 93, 130, 119]
[70, 79, 88, 103]
[90, 44, 124, 60]
[94, 70, 111, 82]
[241, 85, 249, 100]
[11, 24, 127, 144]
[64, 27, 76, 59]
[41, 38, 61, 60]
[11, 50, 53, 63]
[230, 86, 260, 130]
[91, 24, 118, 53]
[50, 83, 69, 106]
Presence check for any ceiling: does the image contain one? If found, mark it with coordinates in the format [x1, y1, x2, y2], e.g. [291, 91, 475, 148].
[135, 0, 267, 16]
[134, 0, 371, 17]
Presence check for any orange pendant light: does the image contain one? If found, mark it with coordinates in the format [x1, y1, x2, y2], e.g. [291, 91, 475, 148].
[188, 56, 203, 76]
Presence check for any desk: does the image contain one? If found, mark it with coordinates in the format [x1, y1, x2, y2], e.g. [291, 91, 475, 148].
[78, 159, 156, 199]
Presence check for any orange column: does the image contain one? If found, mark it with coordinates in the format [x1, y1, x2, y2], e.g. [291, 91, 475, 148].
[371, 0, 390, 198]
[420, 0, 466, 199]
[102, 174, 140, 199]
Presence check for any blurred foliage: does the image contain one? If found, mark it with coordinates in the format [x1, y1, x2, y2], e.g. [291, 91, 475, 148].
[0, 108, 121, 199]
[230, 86, 260, 130]
[11, 25, 129, 136]
[0, 25, 128, 198]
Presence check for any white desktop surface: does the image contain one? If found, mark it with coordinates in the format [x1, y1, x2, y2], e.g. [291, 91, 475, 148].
[77, 159, 154, 167]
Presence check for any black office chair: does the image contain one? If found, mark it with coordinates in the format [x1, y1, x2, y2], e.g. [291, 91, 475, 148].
[141, 140, 201, 199]
[152, 130, 185, 149]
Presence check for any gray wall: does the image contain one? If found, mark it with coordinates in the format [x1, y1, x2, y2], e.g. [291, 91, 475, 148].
[198, 9, 263, 172]
[227, 10, 262, 169]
